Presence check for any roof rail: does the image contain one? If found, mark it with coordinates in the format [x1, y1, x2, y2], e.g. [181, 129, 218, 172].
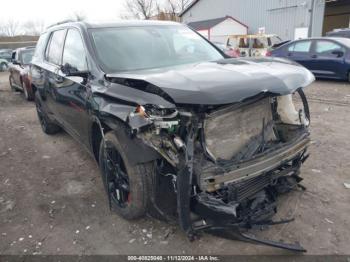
[46, 19, 76, 29]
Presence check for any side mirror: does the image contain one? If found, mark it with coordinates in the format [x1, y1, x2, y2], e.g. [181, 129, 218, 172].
[332, 50, 344, 58]
[61, 63, 90, 78]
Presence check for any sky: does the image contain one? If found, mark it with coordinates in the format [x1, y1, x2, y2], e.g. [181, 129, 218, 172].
[0, 0, 129, 28]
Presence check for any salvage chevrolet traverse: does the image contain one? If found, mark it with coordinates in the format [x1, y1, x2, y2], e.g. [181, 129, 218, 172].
[30, 21, 314, 251]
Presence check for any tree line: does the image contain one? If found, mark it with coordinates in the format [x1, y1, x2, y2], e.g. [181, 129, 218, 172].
[0, 0, 191, 37]
[125, 0, 191, 20]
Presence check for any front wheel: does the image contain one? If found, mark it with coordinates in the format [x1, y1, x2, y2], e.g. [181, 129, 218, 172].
[99, 131, 154, 220]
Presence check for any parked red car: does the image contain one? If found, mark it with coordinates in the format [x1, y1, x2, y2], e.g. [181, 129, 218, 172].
[9, 47, 35, 100]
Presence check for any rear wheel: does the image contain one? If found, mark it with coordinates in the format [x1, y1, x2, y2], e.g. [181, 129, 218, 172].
[348, 72, 350, 83]
[35, 94, 61, 134]
[22, 82, 33, 101]
[99, 131, 154, 219]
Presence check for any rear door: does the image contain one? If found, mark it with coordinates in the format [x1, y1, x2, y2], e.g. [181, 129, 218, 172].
[44, 29, 67, 122]
[11, 51, 21, 86]
[310, 39, 347, 79]
[285, 40, 313, 69]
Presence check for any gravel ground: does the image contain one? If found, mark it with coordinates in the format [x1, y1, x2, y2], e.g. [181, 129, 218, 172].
[0, 71, 349, 255]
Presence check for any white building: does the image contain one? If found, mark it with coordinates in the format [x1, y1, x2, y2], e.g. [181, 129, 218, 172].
[187, 16, 248, 43]
[180, 0, 350, 41]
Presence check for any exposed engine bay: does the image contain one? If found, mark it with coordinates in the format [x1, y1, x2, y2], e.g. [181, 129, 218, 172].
[126, 88, 310, 252]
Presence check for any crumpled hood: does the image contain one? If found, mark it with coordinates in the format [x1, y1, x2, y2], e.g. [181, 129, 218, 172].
[105, 57, 315, 105]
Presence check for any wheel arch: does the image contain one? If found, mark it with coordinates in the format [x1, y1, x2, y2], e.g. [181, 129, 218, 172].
[91, 119, 111, 162]
[90, 115, 160, 165]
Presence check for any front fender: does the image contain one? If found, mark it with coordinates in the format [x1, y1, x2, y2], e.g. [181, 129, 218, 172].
[97, 114, 161, 166]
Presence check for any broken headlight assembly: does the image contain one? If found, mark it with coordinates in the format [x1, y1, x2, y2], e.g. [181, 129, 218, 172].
[130, 104, 181, 133]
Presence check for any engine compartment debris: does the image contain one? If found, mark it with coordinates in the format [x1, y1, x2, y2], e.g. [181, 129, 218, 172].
[125, 87, 311, 251]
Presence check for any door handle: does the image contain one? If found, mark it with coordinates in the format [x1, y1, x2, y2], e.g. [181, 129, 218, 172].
[311, 54, 317, 59]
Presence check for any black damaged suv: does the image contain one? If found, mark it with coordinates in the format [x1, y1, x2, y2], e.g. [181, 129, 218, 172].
[31, 21, 314, 251]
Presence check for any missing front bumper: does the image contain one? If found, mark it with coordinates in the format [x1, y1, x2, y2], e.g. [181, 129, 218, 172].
[201, 134, 310, 192]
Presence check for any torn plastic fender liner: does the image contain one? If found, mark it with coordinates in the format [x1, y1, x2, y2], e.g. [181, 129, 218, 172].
[277, 89, 310, 126]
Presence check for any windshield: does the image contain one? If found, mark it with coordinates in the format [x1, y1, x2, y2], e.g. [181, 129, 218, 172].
[21, 49, 34, 64]
[90, 25, 223, 72]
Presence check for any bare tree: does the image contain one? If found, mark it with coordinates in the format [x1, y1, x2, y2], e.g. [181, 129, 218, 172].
[153, 0, 191, 21]
[71, 11, 87, 21]
[0, 19, 19, 36]
[166, 0, 178, 16]
[179, 0, 191, 12]
[125, 0, 156, 20]
[22, 20, 45, 36]
[123, 0, 191, 20]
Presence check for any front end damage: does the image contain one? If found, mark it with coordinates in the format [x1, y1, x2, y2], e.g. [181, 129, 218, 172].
[127, 89, 311, 252]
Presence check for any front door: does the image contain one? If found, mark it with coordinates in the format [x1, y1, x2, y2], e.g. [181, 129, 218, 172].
[54, 28, 91, 147]
[310, 39, 346, 79]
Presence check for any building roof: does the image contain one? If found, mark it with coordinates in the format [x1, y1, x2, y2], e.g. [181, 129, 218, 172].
[187, 17, 228, 30]
[187, 16, 248, 31]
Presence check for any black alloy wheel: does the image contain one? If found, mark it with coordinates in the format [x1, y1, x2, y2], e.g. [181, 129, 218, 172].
[104, 143, 130, 208]
[98, 130, 154, 220]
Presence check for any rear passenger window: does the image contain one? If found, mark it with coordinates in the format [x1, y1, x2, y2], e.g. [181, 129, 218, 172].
[288, 41, 311, 53]
[46, 30, 66, 65]
[62, 29, 87, 71]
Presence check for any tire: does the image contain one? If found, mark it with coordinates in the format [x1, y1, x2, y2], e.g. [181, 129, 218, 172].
[9, 75, 16, 92]
[0, 62, 8, 72]
[22, 82, 33, 101]
[99, 130, 154, 220]
[348, 72, 350, 83]
[35, 93, 61, 135]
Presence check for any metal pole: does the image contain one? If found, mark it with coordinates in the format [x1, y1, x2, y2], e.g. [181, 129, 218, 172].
[309, 0, 316, 37]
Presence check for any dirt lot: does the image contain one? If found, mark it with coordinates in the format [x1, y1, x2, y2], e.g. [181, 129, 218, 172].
[0, 71, 349, 256]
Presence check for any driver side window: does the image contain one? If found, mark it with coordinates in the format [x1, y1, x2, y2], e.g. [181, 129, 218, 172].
[62, 29, 88, 71]
[315, 41, 343, 55]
